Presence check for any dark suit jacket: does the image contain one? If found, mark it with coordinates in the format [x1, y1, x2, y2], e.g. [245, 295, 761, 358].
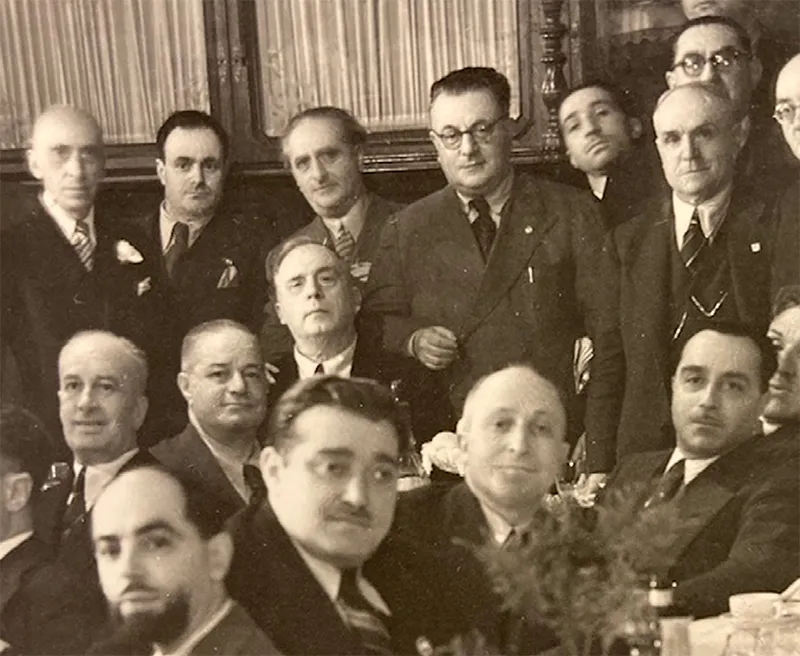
[606, 439, 800, 618]
[260, 192, 403, 361]
[130, 209, 274, 444]
[589, 185, 777, 471]
[394, 482, 558, 655]
[0, 535, 50, 644]
[151, 423, 247, 523]
[190, 602, 279, 655]
[226, 501, 476, 655]
[268, 332, 453, 443]
[770, 174, 800, 294]
[0, 196, 162, 457]
[9, 449, 157, 655]
[363, 172, 616, 444]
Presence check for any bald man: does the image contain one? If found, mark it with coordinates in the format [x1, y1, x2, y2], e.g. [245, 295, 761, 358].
[588, 83, 780, 476]
[394, 364, 565, 654]
[0, 106, 160, 455]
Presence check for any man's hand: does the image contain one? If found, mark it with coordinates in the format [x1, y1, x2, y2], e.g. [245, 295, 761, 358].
[409, 326, 458, 370]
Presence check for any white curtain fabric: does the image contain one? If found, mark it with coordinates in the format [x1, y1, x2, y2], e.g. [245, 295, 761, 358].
[0, 0, 209, 148]
[256, 0, 520, 136]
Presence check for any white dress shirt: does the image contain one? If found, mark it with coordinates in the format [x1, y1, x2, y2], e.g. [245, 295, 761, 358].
[587, 174, 609, 200]
[151, 599, 233, 656]
[320, 194, 369, 244]
[188, 411, 260, 502]
[294, 338, 357, 379]
[478, 498, 533, 545]
[0, 530, 34, 562]
[457, 171, 514, 228]
[158, 202, 207, 251]
[663, 447, 720, 486]
[42, 190, 96, 248]
[672, 186, 732, 248]
[72, 449, 139, 511]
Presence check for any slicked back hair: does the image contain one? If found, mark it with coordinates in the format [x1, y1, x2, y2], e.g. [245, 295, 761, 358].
[180, 319, 259, 372]
[156, 110, 229, 162]
[430, 67, 511, 117]
[671, 15, 753, 62]
[265, 235, 353, 298]
[281, 106, 367, 162]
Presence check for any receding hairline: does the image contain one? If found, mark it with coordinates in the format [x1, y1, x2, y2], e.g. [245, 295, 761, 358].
[776, 54, 800, 98]
[30, 105, 103, 149]
[180, 320, 260, 372]
[59, 331, 148, 393]
[653, 84, 734, 124]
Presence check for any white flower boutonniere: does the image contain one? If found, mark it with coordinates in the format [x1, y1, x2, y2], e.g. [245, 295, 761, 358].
[136, 277, 152, 297]
[115, 240, 144, 264]
[420, 431, 466, 476]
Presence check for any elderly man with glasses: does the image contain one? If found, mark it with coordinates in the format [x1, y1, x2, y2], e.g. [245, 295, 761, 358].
[364, 66, 620, 456]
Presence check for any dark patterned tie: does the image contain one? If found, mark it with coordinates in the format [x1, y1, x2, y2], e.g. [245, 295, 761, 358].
[71, 219, 94, 271]
[333, 223, 356, 261]
[469, 197, 496, 261]
[62, 466, 86, 535]
[164, 221, 189, 280]
[644, 460, 685, 509]
[242, 464, 266, 504]
[337, 568, 392, 655]
[680, 209, 706, 274]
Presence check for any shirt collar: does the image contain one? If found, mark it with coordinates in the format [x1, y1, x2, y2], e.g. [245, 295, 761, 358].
[41, 190, 96, 246]
[475, 496, 534, 545]
[74, 448, 139, 510]
[0, 531, 34, 562]
[456, 170, 514, 226]
[320, 194, 369, 243]
[158, 201, 209, 251]
[294, 338, 357, 380]
[151, 599, 233, 656]
[672, 185, 732, 248]
[587, 174, 608, 200]
[663, 447, 719, 486]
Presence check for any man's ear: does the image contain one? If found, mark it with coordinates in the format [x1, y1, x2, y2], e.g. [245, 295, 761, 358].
[455, 418, 469, 452]
[5, 473, 34, 513]
[352, 286, 362, 315]
[732, 115, 751, 154]
[628, 117, 643, 141]
[665, 69, 677, 90]
[177, 371, 192, 404]
[155, 158, 167, 187]
[207, 531, 234, 581]
[274, 300, 286, 326]
[26, 149, 43, 181]
[260, 446, 283, 489]
[133, 395, 149, 432]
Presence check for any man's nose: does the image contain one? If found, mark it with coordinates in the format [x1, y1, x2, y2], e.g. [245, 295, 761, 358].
[118, 545, 144, 579]
[64, 151, 86, 179]
[341, 474, 368, 507]
[227, 370, 247, 394]
[506, 425, 530, 455]
[699, 384, 720, 408]
[304, 277, 323, 298]
[309, 158, 327, 182]
[188, 163, 206, 184]
[679, 134, 700, 160]
[76, 386, 96, 409]
[696, 60, 721, 84]
[458, 131, 479, 156]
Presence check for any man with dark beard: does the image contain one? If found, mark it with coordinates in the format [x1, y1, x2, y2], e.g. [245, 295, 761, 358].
[88, 464, 278, 655]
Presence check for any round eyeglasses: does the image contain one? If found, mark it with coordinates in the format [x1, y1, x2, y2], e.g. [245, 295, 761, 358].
[670, 47, 750, 77]
[431, 116, 505, 150]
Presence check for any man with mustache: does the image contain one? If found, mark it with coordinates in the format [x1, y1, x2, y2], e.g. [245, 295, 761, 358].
[260, 107, 403, 361]
[132, 110, 272, 444]
[88, 464, 278, 655]
[4, 331, 158, 654]
[0, 105, 160, 455]
[605, 321, 800, 618]
[152, 320, 269, 524]
[226, 375, 475, 654]
[588, 84, 779, 481]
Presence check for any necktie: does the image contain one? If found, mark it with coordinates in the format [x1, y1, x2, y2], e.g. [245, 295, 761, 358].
[62, 466, 87, 534]
[333, 223, 356, 261]
[71, 220, 94, 271]
[644, 459, 685, 509]
[164, 222, 189, 280]
[242, 464, 266, 504]
[680, 209, 706, 273]
[337, 568, 392, 655]
[314, 362, 325, 375]
[469, 197, 496, 261]
[503, 528, 530, 551]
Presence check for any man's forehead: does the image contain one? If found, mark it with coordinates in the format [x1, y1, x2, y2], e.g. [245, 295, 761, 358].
[471, 369, 561, 413]
[164, 127, 223, 157]
[679, 331, 760, 375]
[430, 90, 501, 126]
[285, 117, 346, 153]
[560, 87, 618, 120]
[277, 245, 338, 278]
[777, 58, 800, 98]
[655, 94, 726, 131]
[675, 24, 742, 55]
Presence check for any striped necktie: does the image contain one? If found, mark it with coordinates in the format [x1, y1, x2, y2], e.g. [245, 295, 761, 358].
[333, 223, 356, 261]
[62, 466, 87, 536]
[680, 209, 706, 274]
[242, 464, 266, 504]
[469, 197, 496, 261]
[164, 222, 189, 280]
[337, 568, 392, 655]
[644, 459, 685, 509]
[72, 219, 94, 271]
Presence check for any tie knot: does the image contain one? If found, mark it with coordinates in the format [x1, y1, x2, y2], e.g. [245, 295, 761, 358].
[338, 567, 361, 600]
[172, 221, 190, 242]
[72, 466, 86, 493]
[314, 362, 325, 375]
[242, 464, 266, 504]
[74, 219, 90, 236]
[469, 197, 491, 218]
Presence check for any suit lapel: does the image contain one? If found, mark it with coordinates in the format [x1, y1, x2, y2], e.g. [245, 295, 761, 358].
[180, 426, 246, 510]
[458, 176, 557, 340]
[443, 483, 490, 545]
[25, 202, 90, 284]
[303, 216, 335, 249]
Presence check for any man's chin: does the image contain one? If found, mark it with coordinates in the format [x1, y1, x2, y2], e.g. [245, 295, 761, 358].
[110, 597, 189, 647]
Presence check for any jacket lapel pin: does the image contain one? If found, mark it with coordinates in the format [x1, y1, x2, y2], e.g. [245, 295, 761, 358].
[524, 225, 533, 235]
[217, 258, 240, 288]
[136, 277, 152, 296]
[750, 242, 761, 253]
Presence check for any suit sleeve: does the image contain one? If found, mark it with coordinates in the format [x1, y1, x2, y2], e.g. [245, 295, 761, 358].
[579, 214, 625, 473]
[362, 215, 428, 354]
[674, 459, 800, 618]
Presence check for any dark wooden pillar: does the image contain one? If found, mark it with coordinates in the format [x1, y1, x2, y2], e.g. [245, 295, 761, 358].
[540, 0, 568, 151]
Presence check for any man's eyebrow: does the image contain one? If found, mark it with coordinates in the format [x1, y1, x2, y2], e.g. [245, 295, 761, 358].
[316, 447, 355, 458]
[374, 452, 399, 466]
[678, 365, 706, 376]
[94, 520, 179, 543]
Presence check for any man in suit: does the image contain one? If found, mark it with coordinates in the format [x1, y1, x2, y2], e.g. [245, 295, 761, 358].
[88, 464, 278, 655]
[267, 236, 451, 441]
[0, 105, 160, 456]
[260, 106, 402, 360]
[588, 83, 777, 478]
[152, 320, 268, 523]
[363, 67, 615, 446]
[665, 15, 794, 186]
[227, 376, 475, 654]
[0, 406, 53, 649]
[135, 110, 272, 443]
[4, 330, 158, 654]
[394, 364, 567, 654]
[771, 54, 800, 291]
[558, 81, 660, 231]
[606, 322, 799, 618]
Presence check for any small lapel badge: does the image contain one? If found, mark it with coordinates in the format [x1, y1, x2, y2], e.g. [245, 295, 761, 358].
[136, 276, 152, 296]
[217, 258, 240, 288]
[350, 261, 371, 283]
[524, 225, 533, 235]
[750, 242, 761, 253]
